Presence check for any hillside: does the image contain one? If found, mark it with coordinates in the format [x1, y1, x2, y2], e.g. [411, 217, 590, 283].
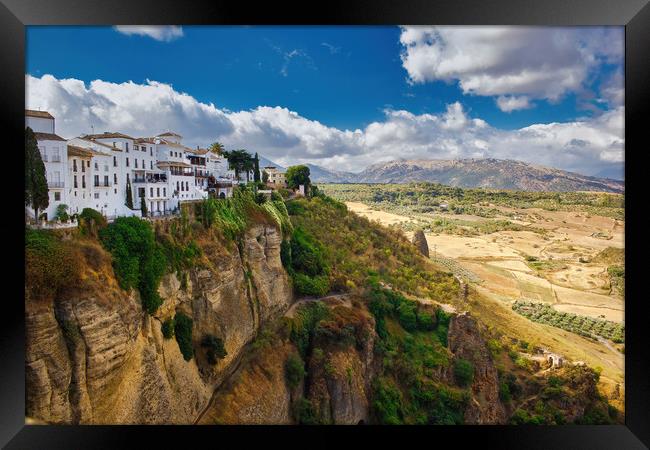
[304, 164, 356, 183]
[24, 187, 619, 425]
[351, 159, 624, 193]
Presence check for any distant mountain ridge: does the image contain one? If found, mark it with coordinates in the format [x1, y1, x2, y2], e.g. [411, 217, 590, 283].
[258, 157, 623, 193]
[351, 158, 624, 193]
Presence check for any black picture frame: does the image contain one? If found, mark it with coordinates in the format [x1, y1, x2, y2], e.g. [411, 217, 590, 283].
[1, 0, 648, 448]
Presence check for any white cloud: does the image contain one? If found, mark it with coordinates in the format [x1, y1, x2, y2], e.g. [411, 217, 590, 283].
[399, 26, 623, 106]
[114, 26, 184, 42]
[26, 74, 624, 177]
[321, 42, 341, 54]
[496, 95, 533, 112]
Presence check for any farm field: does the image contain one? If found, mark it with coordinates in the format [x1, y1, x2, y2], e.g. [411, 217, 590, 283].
[321, 183, 625, 409]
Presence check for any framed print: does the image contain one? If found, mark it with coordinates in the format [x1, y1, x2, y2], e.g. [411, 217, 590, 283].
[1, 0, 648, 448]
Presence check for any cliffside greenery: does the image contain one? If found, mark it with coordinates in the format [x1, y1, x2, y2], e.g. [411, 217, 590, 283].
[174, 312, 194, 361]
[99, 216, 166, 314]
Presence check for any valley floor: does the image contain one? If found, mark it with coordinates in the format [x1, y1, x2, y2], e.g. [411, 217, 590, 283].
[344, 200, 625, 412]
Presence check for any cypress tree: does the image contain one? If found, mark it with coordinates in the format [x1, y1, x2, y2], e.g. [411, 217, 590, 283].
[253, 152, 260, 183]
[140, 197, 148, 217]
[25, 127, 49, 220]
[125, 177, 134, 209]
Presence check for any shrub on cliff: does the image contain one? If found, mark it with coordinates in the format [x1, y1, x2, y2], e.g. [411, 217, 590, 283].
[453, 358, 474, 387]
[78, 208, 107, 237]
[174, 313, 194, 361]
[100, 216, 166, 314]
[25, 228, 81, 302]
[161, 318, 175, 339]
[201, 334, 227, 364]
[371, 377, 404, 425]
[284, 354, 306, 389]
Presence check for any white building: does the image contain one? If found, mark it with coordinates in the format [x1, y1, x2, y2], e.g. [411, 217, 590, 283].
[26, 110, 242, 223]
[25, 110, 68, 221]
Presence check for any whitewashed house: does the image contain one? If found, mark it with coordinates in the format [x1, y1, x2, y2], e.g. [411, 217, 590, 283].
[25, 110, 68, 220]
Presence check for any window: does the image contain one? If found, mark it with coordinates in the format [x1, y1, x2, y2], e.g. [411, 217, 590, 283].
[150, 161, 153, 170]
[135, 159, 138, 168]
[114, 173, 118, 184]
[138, 188, 145, 198]
[113, 142, 116, 148]
[74, 175, 78, 188]
[94, 175, 99, 187]
[176, 181, 179, 191]
[127, 173, 130, 182]
[104, 175, 109, 186]
[150, 147, 153, 156]
[82, 160, 86, 172]
[142, 159, 145, 168]
[134, 145, 139, 151]
[52, 147, 60, 162]
[73, 159, 77, 172]
[113, 156, 117, 167]
[157, 188, 160, 197]
[170, 151, 173, 157]
[104, 164, 109, 172]
[54, 192, 61, 201]
[82, 175, 86, 189]
[114, 188, 117, 194]
[125, 142, 129, 152]
[163, 188, 166, 196]
[94, 162, 99, 170]
[150, 187, 154, 197]
[126, 157, 129, 167]
[94, 193, 100, 199]
[185, 181, 189, 191]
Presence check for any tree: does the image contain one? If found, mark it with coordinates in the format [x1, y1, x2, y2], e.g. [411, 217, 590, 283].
[140, 197, 148, 217]
[262, 170, 269, 184]
[25, 127, 49, 220]
[125, 176, 134, 209]
[253, 152, 260, 183]
[209, 142, 225, 156]
[54, 204, 69, 222]
[286, 165, 311, 192]
[223, 149, 254, 182]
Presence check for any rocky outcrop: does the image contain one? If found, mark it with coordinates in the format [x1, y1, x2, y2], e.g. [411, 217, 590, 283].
[411, 229, 429, 258]
[447, 313, 507, 424]
[25, 224, 293, 424]
[305, 304, 377, 425]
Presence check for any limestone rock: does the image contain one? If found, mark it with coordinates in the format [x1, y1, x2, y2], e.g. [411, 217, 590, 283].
[411, 229, 429, 258]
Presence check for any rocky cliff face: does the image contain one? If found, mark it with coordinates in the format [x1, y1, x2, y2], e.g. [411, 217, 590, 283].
[25, 224, 292, 424]
[446, 313, 507, 424]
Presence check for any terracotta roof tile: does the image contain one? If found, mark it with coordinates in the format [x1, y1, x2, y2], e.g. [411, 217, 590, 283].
[26, 109, 54, 119]
[34, 132, 66, 142]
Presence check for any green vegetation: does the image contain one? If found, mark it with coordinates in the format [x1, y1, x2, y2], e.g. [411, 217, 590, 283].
[453, 359, 475, 387]
[286, 195, 459, 301]
[320, 183, 624, 221]
[25, 228, 81, 301]
[25, 127, 49, 219]
[99, 217, 167, 314]
[367, 285, 466, 424]
[284, 354, 306, 389]
[282, 226, 330, 297]
[512, 300, 624, 343]
[201, 334, 227, 364]
[286, 165, 311, 191]
[286, 301, 331, 358]
[223, 149, 254, 182]
[607, 265, 625, 297]
[78, 208, 108, 237]
[292, 398, 320, 425]
[54, 204, 70, 222]
[161, 318, 175, 339]
[196, 187, 290, 241]
[173, 312, 194, 361]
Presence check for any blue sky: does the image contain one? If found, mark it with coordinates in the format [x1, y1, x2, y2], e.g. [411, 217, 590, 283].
[25, 26, 624, 177]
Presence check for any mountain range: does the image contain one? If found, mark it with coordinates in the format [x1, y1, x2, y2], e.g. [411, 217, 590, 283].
[257, 157, 624, 193]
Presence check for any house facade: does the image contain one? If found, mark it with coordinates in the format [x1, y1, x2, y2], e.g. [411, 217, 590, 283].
[25, 110, 237, 222]
[263, 166, 287, 187]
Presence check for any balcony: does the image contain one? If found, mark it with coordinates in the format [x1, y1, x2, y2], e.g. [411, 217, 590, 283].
[48, 181, 64, 189]
[133, 175, 168, 184]
[94, 181, 113, 188]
